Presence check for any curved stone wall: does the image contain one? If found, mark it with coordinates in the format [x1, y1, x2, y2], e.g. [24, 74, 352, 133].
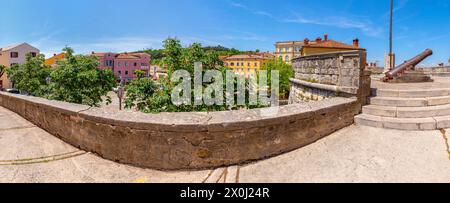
[0, 92, 361, 170]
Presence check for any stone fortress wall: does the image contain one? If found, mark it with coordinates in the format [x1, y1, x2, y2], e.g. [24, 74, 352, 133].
[289, 50, 371, 104]
[0, 51, 371, 170]
[417, 66, 450, 77]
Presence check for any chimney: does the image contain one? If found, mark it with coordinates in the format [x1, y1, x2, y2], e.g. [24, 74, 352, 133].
[315, 37, 322, 43]
[324, 34, 328, 41]
[304, 38, 310, 45]
[353, 38, 359, 47]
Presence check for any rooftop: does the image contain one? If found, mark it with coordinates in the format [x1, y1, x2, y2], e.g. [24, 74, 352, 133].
[222, 53, 274, 60]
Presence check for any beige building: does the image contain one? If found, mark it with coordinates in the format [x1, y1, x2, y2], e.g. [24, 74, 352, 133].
[0, 43, 40, 89]
[274, 41, 307, 64]
[274, 35, 323, 64]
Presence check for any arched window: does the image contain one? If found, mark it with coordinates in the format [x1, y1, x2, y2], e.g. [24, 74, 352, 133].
[285, 55, 290, 62]
[230, 62, 234, 66]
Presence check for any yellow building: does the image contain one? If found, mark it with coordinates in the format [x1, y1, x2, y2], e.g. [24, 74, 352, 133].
[274, 34, 364, 63]
[222, 53, 274, 76]
[44, 53, 66, 67]
[274, 40, 315, 64]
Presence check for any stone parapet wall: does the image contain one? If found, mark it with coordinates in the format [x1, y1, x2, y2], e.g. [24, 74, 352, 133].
[0, 92, 360, 170]
[417, 66, 450, 76]
[290, 50, 371, 104]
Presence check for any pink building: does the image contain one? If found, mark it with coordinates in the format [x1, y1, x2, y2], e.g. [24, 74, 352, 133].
[92, 52, 151, 83]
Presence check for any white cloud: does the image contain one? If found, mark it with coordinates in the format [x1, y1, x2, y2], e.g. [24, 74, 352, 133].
[283, 14, 383, 37]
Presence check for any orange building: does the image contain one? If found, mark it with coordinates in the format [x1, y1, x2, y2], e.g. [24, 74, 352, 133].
[275, 34, 365, 63]
[44, 53, 66, 67]
[300, 36, 365, 56]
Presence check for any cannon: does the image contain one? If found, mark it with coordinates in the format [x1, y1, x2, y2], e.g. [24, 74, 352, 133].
[383, 49, 433, 82]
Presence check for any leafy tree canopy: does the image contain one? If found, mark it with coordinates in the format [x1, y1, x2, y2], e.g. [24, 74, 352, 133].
[6, 54, 51, 96]
[46, 47, 116, 106]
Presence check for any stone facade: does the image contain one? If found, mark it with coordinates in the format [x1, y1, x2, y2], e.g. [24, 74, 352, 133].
[0, 92, 361, 170]
[289, 50, 371, 104]
[417, 66, 450, 77]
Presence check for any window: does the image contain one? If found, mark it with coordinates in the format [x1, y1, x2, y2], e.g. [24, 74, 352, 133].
[248, 63, 250, 67]
[118, 62, 122, 66]
[125, 62, 129, 67]
[285, 55, 290, 62]
[10, 52, 19, 58]
[230, 62, 234, 66]
[134, 63, 137, 66]
[105, 60, 113, 67]
[30, 52, 37, 57]
[241, 62, 244, 66]
[125, 71, 129, 75]
[237, 62, 240, 67]
[141, 63, 147, 66]
[118, 71, 122, 75]
[254, 62, 258, 66]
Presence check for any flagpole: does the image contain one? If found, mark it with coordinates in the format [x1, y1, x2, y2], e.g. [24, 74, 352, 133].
[389, 0, 394, 70]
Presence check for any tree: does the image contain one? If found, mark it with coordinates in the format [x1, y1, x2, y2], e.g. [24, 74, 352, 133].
[46, 47, 116, 106]
[124, 76, 158, 111]
[162, 38, 183, 76]
[261, 59, 294, 99]
[0, 65, 6, 79]
[134, 70, 146, 79]
[6, 54, 51, 96]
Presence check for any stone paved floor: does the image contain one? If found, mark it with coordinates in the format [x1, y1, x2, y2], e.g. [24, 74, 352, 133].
[372, 76, 450, 90]
[0, 106, 449, 183]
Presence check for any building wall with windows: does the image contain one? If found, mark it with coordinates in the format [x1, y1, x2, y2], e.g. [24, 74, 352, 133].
[274, 41, 306, 64]
[222, 53, 274, 76]
[0, 43, 40, 89]
[92, 52, 151, 83]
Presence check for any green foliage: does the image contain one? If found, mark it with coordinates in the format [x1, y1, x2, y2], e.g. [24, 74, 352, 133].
[0, 65, 6, 78]
[125, 38, 267, 113]
[162, 38, 184, 76]
[261, 59, 294, 99]
[46, 47, 116, 106]
[6, 54, 51, 96]
[134, 70, 146, 79]
[124, 77, 158, 111]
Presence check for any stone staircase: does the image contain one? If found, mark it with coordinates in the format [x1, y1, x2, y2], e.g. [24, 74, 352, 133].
[355, 88, 450, 130]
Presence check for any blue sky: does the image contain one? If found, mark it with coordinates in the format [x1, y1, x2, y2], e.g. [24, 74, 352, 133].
[1, 0, 449, 65]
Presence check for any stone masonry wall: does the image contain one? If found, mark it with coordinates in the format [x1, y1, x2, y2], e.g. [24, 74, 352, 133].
[0, 92, 360, 170]
[289, 50, 371, 104]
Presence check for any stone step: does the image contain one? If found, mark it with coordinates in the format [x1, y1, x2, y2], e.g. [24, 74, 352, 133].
[354, 114, 450, 131]
[370, 95, 450, 107]
[363, 104, 450, 118]
[373, 88, 450, 98]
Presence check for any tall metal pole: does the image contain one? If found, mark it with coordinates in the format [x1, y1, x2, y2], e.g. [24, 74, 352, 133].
[389, 0, 394, 70]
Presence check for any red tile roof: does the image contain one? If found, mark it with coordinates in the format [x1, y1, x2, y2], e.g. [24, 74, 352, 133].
[304, 39, 365, 50]
[222, 53, 274, 61]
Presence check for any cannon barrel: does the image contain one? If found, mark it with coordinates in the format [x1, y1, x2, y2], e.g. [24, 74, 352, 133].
[385, 49, 433, 79]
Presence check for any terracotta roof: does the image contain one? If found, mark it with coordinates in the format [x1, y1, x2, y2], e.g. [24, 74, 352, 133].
[304, 40, 364, 50]
[91, 52, 150, 59]
[275, 41, 318, 46]
[223, 53, 274, 60]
